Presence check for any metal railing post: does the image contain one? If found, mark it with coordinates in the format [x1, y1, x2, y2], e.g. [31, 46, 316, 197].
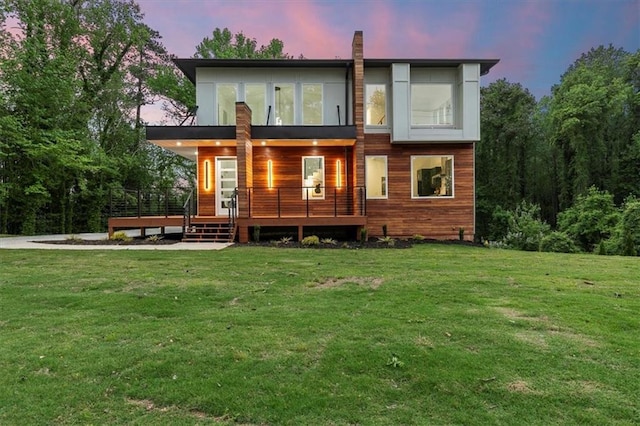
[277, 188, 281, 218]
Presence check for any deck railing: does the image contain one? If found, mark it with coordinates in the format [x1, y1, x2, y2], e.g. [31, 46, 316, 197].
[246, 186, 366, 218]
[108, 187, 195, 218]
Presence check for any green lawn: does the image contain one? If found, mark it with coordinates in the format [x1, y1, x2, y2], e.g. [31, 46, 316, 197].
[1, 245, 638, 424]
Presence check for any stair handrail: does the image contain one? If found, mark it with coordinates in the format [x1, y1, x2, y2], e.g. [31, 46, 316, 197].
[228, 188, 238, 225]
[182, 189, 194, 235]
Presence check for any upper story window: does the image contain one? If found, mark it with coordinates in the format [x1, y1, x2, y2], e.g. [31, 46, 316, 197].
[274, 84, 294, 125]
[302, 84, 323, 125]
[217, 83, 237, 125]
[411, 84, 453, 126]
[366, 84, 387, 126]
[245, 83, 266, 125]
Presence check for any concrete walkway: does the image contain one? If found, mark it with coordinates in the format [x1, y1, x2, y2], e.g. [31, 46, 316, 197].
[0, 228, 232, 250]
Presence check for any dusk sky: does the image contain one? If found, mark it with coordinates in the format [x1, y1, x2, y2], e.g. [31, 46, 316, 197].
[138, 0, 639, 102]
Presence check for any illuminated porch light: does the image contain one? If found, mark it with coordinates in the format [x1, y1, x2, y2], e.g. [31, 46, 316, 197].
[176, 141, 182, 146]
[336, 160, 342, 188]
[215, 141, 221, 146]
[267, 160, 273, 189]
[204, 159, 211, 191]
[312, 140, 318, 145]
[261, 141, 267, 146]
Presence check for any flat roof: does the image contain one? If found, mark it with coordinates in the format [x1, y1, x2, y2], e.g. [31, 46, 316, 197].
[174, 58, 499, 83]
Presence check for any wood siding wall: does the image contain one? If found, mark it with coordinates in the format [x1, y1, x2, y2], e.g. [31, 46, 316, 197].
[364, 134, 475, 240]
[251, 146, 356, 217]
[196, 146, 237, 216]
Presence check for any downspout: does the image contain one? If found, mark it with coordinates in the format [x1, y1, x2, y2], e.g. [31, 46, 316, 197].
[345, 62, 351, 125]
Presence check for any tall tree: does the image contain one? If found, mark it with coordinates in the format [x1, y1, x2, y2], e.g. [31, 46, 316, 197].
[477, 79, 541, 239]
[0, 0, 167, 234]
[547, 45, 638, 208]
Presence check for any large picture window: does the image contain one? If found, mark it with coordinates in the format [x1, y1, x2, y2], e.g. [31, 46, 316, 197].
[365, 84, 387, 126]
[217, 83, 237, 125]
[411, 155, 454, 198]
[302, 84, 322, 125]
[365, 156, 388, 199]
[302, 156, 324, 199]
[411, 84, 453, 126]
[274, 83, 294, 125]
[245, 83, 266, 125]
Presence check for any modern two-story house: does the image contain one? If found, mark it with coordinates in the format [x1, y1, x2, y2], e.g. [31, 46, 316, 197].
[110, 31, 498, 242]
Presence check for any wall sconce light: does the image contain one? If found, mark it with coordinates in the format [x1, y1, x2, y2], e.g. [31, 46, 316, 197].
[336, 160, 342, 188]
[267, 159, 273, 189]
[204, 159, 211, 191]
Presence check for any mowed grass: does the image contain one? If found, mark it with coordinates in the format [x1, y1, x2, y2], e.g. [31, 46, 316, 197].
[0, 245, 638, 425]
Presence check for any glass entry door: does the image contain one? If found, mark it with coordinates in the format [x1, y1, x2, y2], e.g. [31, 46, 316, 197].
[215, 157, 237, 216]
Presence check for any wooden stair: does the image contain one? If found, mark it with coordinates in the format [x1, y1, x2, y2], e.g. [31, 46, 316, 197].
[182, 222, 237, 243]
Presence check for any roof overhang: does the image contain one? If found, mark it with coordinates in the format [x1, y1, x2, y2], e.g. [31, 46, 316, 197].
[146, 125, 357, 161]
[364, 58, 500, 76]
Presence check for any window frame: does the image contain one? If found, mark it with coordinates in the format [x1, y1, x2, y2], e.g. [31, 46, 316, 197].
[410, 155, 454, 199]
[302, 83, 323, 125]
[245, 83, 267, 126]
[410, 83, 455, 128]
[216, 83, 237, 125]
[365, 155, 388, 199]
[365, 84, 388, 127]
[274, 83, 295, 125]
[302, 156, 325, 200]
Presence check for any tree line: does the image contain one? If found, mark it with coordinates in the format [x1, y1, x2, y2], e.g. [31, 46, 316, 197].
[477, 46, 640, 254]
[1, 0, 638, 254]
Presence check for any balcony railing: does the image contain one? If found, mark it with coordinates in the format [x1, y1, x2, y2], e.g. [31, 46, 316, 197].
[108, 187, 195, 218]
[246, 186, 366, 218]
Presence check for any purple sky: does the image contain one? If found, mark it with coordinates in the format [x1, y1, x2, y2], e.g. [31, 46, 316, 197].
[138, 0, 638, 100]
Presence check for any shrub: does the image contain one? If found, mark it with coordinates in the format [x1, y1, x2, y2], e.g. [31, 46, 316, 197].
[539, 231, 579, 253]
[458, 227, 465, 241]
[360, 227, 368, 242]
[500, 201, 550, 251]
[382, 224, 388, 237]
[320, 238, 337, 245]
[412, 234, 425, 241]
[279, 236, 292, 245]
[377, 236, 395, 246]
[620, 198, 640, 256]
[557, 187, 620, 252]
[110, 231, 132, 242]
[252, 225, 261, 242]
[145, 235, 163, 243]
[301, 235, 320, 247]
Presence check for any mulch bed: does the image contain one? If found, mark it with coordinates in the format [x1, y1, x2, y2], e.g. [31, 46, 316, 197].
[37, 234, 483, 248]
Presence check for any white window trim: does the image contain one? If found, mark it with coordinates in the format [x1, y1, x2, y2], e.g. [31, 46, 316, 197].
[365, 155, 388, 199]
[364, 83, 389, 129]
[410, 155, 455, 199]
[410, 83, 456, 128]
[302, 156, 325, 200]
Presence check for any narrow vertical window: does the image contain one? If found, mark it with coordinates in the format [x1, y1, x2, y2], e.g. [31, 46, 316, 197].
[217, 84, 237, 125]
[302, 83, 323, 125]
[302, 156, 324, 199]
[365, 156, 388, 199]
[274, 83, 294, 125]
[336, 160, 342, 188]
[245, 83, 266, 125]
[365, 84, 387, 126]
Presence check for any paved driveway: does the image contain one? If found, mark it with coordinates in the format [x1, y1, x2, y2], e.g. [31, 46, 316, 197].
[0, 229, 231, 250]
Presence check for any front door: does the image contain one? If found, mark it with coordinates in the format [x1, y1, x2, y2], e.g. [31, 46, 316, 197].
[216, 157, 238, 216]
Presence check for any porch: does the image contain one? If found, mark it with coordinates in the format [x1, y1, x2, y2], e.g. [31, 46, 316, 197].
[107, 186, 367, 243]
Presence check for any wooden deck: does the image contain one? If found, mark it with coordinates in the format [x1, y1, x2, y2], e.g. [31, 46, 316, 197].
[108, 215, 367, 242]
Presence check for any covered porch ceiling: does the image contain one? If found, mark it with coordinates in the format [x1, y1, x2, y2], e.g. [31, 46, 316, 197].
[147, 125, 357, 161]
